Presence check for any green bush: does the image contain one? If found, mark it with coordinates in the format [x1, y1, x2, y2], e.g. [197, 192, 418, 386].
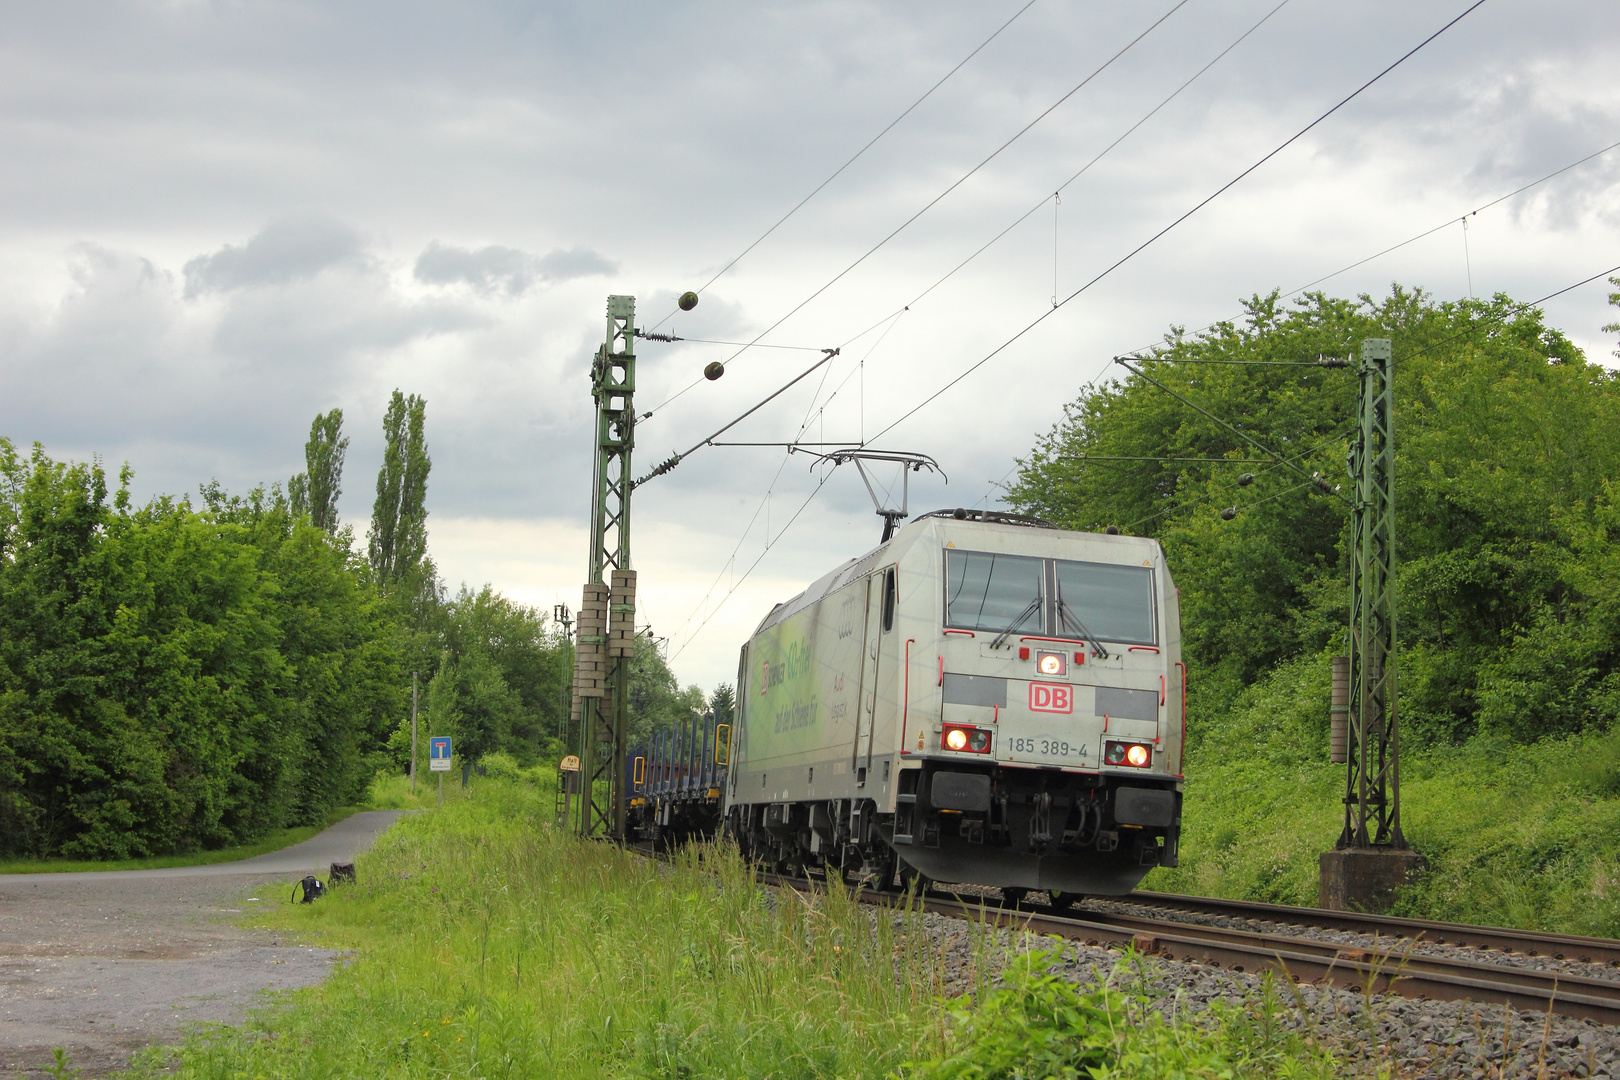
[901, 946, 1336, 1080]
[0, 442, 403, 858]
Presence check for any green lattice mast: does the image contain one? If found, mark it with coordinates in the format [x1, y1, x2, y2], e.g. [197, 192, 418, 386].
[1339, 337, 1405, 850]
[571, 296, 638, 840]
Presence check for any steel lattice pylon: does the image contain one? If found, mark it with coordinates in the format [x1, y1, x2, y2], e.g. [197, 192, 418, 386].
[1338, 338, 1406, 850]
[572, 295, 637, 841]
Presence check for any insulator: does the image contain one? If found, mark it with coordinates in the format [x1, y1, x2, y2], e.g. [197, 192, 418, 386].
[704, 362, 725, 381]
[1318, 356, 1350, 369]
[1237, 472, 1255, 487]
[679, 291, 699, 311]
[1220, 507, 1237, 521]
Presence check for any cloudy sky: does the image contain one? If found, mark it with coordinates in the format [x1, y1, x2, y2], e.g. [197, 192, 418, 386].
[2, 0, 1616, 691]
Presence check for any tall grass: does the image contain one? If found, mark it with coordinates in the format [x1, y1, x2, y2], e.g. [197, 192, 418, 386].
[132, 779, 979, 1079]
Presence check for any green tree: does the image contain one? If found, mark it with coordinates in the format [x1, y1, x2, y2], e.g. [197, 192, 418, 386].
[1605, 274, 1620, 359]
[1007, 287, 1620, 745]
[0, 440, 404, 859]
[627, 636, 705, 746]
[423, 647, 521, 765]
[393, 586, 570, 768]
[288, 408, 349, 533]
[368, 391, 430, 588]
[709, 683, 736, 726]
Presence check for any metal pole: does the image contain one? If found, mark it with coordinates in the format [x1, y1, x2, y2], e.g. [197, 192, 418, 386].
[410, 672, 418, 795]
[438, 772, 442, 808]
[1339, 338, 1404, 850]
[574, 296, 638, 841]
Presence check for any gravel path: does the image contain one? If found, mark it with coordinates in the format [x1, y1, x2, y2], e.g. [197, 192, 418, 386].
[0, 811, 402, 1079]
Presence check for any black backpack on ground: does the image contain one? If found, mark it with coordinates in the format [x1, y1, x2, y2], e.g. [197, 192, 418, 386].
[292, 876, 326, 903]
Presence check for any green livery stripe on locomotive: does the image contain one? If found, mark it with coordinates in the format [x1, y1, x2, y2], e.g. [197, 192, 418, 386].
[749, 607, 823, 759]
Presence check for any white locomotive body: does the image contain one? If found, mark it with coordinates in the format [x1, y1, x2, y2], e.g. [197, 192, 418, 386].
[725, 509, 1184, 897]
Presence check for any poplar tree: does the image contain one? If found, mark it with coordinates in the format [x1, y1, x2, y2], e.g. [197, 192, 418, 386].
[709, 683, 736, 726]
[288, 408, 348, 532]
[368, 391, 431, 586]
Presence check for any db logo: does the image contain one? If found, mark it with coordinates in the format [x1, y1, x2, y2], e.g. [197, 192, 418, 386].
[1028, 683, 1073, 714]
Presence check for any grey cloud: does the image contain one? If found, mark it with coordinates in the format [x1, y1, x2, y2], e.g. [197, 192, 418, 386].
[183, 212, 365, 298]
[414, 241, 616, 296]
[534, 246, 618, 281]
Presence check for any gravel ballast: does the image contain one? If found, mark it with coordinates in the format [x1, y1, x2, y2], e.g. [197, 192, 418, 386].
[903, 889, 1620, 1079]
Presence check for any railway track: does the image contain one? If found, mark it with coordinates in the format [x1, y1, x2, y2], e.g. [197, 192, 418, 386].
[1124, 890, 1620, 967]
[767, 874, 1620, 1026]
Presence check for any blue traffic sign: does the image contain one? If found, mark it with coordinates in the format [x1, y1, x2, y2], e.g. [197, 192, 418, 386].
[429, 736, 452, 772]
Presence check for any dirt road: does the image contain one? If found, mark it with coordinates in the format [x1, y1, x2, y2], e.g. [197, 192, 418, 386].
[0, 811, 403, 1078]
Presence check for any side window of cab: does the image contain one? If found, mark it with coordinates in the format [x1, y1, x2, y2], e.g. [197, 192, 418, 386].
[882, 567, 896, 632]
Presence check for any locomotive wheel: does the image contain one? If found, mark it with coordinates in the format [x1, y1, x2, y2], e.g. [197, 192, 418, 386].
[1049, 891, 1084, 911]
[1001, 887, 1028, 908]
[873, 850, 900, 893]
[837, 848, 866, 891]
[897, 860, 929, 896]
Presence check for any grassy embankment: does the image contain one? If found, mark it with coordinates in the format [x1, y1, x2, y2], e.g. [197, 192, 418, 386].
[1147, 653, 1620, 935]
[125, 774, 1339, 1080]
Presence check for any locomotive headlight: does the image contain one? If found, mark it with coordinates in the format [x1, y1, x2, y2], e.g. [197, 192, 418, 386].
[1104, 741, 1152, 767]
[943, 725, 992, 754]
[1036, 651, 1066, 676]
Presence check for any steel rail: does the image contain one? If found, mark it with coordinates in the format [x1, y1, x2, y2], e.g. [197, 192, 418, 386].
[1127, 891, 1620, 967]
[763, 873, 1620, 1026]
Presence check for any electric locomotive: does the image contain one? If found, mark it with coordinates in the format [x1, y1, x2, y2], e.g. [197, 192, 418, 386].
[724, 508, 1184, 899]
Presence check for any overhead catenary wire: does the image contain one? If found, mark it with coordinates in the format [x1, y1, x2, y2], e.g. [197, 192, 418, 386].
[1120, 423, 1358, 533]
[642, 0, 1191, 424]
[840, 0, 1292, 350]
[1057, 262, 1620, 532]
[966, 136, 1619, 516]
[650, 1, 1286, 567]
[1396, 260, 1620, 363]
[639, 334, 830, 352]
[868, 0, 1488, 447]
[635, 349, 841, 487]
[645, 0, 1040, 335]
[669, 473, 833, 661]
[663, 0, 1543, 663]
[660, 312, 908, 651]
[1111, 136, 1620, 361]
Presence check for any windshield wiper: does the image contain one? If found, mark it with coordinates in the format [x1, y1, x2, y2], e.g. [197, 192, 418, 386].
[989, 597, 1042, 650]
[1059, 599, 1110, 660]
